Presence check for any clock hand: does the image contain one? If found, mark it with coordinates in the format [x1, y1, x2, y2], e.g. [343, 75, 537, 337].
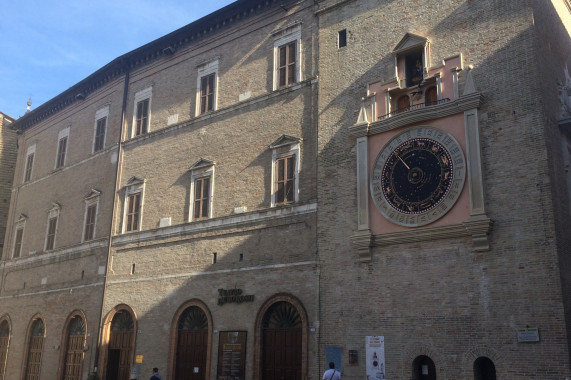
[395, 152, 410, 169]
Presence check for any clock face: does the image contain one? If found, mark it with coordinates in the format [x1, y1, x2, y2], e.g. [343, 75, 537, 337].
[371, 127, 466, 227]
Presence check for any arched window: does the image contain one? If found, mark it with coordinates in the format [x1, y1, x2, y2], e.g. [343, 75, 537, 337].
[425, 86, 438, 106]
[397, 95, 411, 113]
[473, 357, 496, 380]
[0, 320, 10, 380]
[61, 315, 86, 380]
[412, 355, 436, 380]
[261, 301, 302, 380]
[105, 310, 134, 380]
[174, 306, 209, 380]
[24, 318, 45, 380]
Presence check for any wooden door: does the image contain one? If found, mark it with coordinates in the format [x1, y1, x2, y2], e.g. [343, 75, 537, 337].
[63, 335, 84, 380]
[106, 311, 134, 380]
[262, 328, 302, 380]
[107, 331, 133, 380]
[175, 330, 207, 380]
[0, 336, 7, 380]
[62, 316, 85, 380]
[174, 306, 208, 380]
[0, 320, 9, 380]
[106, 349, 121, 380]
[261, 301, 302, 380]
[25, 319, 45, 380]
[25, 336, 44, 380]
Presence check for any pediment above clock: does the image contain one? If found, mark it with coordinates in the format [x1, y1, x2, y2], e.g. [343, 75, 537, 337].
[392, 33, 429, 54]
[125, 176, 145, 187]
[189, 158, 216, 170]
[84, 189, 101, 200]
[269, 134, 301, 149]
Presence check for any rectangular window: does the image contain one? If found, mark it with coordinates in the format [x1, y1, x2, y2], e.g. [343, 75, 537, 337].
[94, 117, 106, 152]
[200, 73, 216, 114]
[135, 99, 149, 136]
[196, 60, 218, 116]
[338, 29, 347, 48]
[56, 136, 68, 168]
[193, 177, 211, 219]
[24, 152, 34, 182]
[275, 155, 295, 204]
[84, 204, 97, 241]
[278, 42, 297, 88]
[45, 216, 57, 251]
[13, 227, 23, 258]
[126, 193, 141, 232]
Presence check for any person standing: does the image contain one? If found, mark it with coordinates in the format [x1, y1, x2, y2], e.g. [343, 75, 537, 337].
[323, 362, 341, 380]
[150, 367, 162, 380]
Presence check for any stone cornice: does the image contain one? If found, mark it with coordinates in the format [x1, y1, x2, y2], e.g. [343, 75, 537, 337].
[112, 202, 317, 248]
[10, 0, 298, 133]
[349, 92, 483, 137]
[122, 78, 316, 148]
[351, 216, 493, 259]
[1, 238, 108, 269]
[373, 216, 493, 249]
[315, 0, 357, 15]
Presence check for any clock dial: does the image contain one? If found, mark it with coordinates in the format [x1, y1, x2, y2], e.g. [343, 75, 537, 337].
[382, 138, 453, 214]
[371, 127, 466, 227]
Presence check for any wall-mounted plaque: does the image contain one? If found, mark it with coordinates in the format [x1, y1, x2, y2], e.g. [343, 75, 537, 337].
[217, 331, 247, 380]
[517, 327, 539, 342]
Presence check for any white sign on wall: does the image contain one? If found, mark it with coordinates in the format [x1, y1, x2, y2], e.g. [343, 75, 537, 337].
[366, 336, 385, 380]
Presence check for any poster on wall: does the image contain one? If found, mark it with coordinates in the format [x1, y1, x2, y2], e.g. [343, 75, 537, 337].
[366, 336, 385, 380]
[217, 331, 247, 380]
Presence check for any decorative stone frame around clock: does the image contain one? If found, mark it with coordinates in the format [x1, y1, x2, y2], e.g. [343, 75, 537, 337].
[350, 67, 493, 262]
[371, 126, 466, 227]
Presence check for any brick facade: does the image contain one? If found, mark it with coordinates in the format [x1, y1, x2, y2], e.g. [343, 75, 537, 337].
[0, 113, 16, 254]
[1, 0, 570, 379]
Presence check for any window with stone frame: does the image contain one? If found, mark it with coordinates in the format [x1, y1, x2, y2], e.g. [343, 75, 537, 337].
[13, 227, 24, 258]
[55, 128, 70, 169]
[132, 87, 152, 137]
[272, 23, 301, 90]
[275, 155, 295, 204]
[83, 189, 100, 242]
[135, 99, 149, 136]
[200, 74, 216, 114]
[392, 33, 430, 89]
[12, 215, 26, 259]
[122, 177, 145, 233]
[278, 41, 297, 88]
[45, 203, 60, 251]
[189, 158, 215, 221]
[125, 193, 141, 232]
[270, 135, 301, 207]
[196, 60, 219, 116]
[24, 144, 35, 183]
[93, 106, 108, 153]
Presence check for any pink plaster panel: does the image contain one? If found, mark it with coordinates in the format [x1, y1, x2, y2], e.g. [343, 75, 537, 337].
[370, 55, 462, 120]
[367, 113, 470, 234]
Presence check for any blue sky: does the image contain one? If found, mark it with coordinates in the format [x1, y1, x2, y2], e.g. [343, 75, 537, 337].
[0, 0, 235, 119]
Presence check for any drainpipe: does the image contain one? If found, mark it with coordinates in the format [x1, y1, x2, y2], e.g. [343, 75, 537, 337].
[93, 66, 130, 378]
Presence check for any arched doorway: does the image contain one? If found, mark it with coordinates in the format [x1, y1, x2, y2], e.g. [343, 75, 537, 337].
[105, 310, 135, 380]
[261, 301, 302, 380]
[61, 314, 86, 380]
[24, 318, 45, 380]
[412, 355, 436, 380]
[473, 356, 496, 380]
[397, 95, 411, 113]
[424, 86, 438, 106]
[0, 319, 10, 380]
[174, 306, 209, 380]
